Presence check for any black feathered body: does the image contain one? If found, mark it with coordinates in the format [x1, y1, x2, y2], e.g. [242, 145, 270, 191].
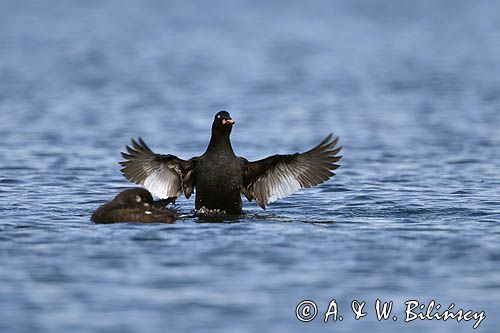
[194, 134, 245, 214]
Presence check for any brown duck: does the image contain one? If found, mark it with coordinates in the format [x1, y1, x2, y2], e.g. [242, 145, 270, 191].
[91, 188, 176, 223]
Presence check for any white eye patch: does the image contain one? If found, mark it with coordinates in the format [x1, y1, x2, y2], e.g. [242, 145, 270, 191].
[217, 115, 221, 119]
[145, 211, 152, 215]
[135, 195, 142, 203]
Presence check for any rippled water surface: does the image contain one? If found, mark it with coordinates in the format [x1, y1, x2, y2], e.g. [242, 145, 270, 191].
[1, 1, 499, 332]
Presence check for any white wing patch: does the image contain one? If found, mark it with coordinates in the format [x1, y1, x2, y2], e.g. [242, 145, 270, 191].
[252, 162, 302, 207]
[142, 164, 182, 199]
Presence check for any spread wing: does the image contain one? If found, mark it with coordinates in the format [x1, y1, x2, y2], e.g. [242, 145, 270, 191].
[242, 133, 341, 209]
[119, 138, 196, 199]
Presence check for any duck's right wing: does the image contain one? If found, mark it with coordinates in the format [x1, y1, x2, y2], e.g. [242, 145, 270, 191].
[120, 138, 196, 199]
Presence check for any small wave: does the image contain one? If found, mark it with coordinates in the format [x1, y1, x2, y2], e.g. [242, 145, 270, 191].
[451, 190, 470, 195]
[446, 158, 481, 164]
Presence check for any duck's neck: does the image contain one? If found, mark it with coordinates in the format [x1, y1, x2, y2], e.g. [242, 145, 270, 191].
[206, 132, 235, 156]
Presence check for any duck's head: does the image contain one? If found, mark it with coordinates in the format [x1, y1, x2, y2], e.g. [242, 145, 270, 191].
[113, 188, 154, 206]
[212, 110, 235, 136]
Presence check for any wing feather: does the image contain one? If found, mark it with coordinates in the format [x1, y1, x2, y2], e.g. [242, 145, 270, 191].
[119, 138, 195, 199]
[242, 133, 342, 209]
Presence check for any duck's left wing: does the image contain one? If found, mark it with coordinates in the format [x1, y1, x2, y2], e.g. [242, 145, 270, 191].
[120, 138, 196, 199]
[241, 134, 341, 209]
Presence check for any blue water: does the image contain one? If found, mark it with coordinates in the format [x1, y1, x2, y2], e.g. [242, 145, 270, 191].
[1, 1, 499, 332]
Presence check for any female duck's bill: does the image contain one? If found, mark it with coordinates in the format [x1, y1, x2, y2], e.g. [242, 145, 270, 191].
[91, 188, 177, 224]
